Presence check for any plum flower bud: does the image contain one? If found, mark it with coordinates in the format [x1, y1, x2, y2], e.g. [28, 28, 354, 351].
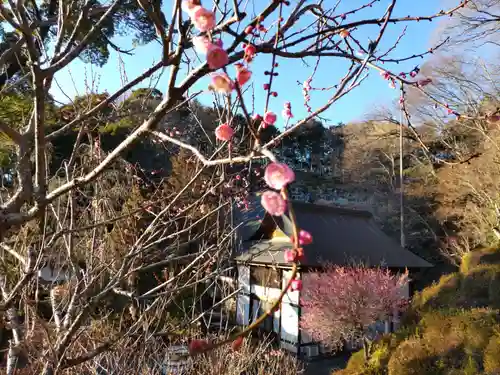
[264, 162, 295, 190]
[339, 29, 349, 38]
[191, 6, 216, 32]
[290, 279, 303, 291]
[244, 25, 254, 34]
[207, 44, 229, 70]
[210, 72, 234, 93]
[410, 71, 417, 78]
[282, 101, 293, 119]
[417, 78, 432, 87]
[252, 113, 262, 122]
[380, 71, 390, 80]
[303, 79, 311, 91]
[215, 123, 234, 141]
[244, 44, 257, 62]
[295, 230, 312, 245]
[263, 111, 277, 125]
[235, 63, 252, 87]
[231, 336, 244, 352]
[282, 109, 293, 119]
[188, 339, 209, 355]
[284, 249, 296, 262]
[261, 191, 287, 216]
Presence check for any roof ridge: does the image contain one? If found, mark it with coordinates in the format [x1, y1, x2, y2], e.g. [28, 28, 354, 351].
[290, 200, 373, 218]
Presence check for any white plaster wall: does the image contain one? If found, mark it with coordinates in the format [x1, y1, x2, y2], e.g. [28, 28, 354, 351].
[251, 284, 282, 300]
[38, 266, 72, 283]
[237, 265, 250, 293]
[280, 302, 299, 343]
[236, 294, 249, 325]
[280, 340, 298, 353]
[282, 270, 300, 304]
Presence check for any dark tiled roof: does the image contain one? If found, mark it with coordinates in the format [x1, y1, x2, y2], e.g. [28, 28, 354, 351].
[234, 200, 432, 269]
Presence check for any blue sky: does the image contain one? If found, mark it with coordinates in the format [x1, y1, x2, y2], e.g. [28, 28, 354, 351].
[50, 1, 450, 126]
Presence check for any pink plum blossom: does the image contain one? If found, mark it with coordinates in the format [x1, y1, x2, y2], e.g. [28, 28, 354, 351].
[215, 123, 234, 141]
[192, 35, 210, 54]
[264, 162, 295, 190]
[261, 190, 287, 216]
[263, 111, 277, 125]
[191, 6, 216, 32]
[210, 72, 234, 93]
[182, 0, 201, 15]
[235, 63, 252, 87]
[207, 44, 229, 70]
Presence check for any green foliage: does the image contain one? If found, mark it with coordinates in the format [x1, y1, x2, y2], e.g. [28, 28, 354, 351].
[99, 118, 135, 135]
[39, 0, 162, 67]
[0, 91, 58, 168]
[127, 88, 163, 102]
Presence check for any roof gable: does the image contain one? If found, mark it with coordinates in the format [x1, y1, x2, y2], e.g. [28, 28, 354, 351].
[234, 199, 432, 269]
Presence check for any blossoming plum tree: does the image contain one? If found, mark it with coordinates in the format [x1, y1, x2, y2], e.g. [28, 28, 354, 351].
[301, 265, 409, 361]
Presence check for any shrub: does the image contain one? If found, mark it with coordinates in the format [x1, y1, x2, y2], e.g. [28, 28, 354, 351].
[460, 265, 500, 308]
[387, 309, 500, 375]
[412, 273, 461, 311]
[460, 247, 500, 274]
[387, 337, 445, 375]
[483, 333, 500, 374]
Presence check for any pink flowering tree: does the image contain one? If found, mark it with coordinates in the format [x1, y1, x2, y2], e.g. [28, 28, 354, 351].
[301, 265, 409, 361]
[0, 0, 474, 372]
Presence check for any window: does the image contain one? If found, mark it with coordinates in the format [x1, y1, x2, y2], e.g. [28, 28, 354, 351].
[250, 266, 280, 288]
